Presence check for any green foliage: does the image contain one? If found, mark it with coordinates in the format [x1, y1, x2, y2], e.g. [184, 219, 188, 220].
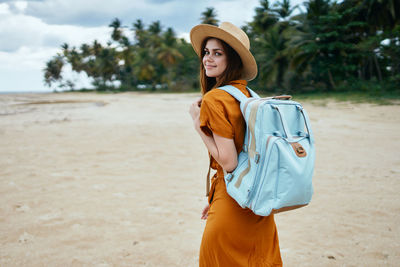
[44, 18, 198, 92]
[200, 7, 219, 25]
[43, 0, 400, 96]
[247, 0, 400, 95]
[43, 54, 64, 87]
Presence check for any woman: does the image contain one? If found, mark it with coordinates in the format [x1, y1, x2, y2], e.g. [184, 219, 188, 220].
[189, 22, 283, 266]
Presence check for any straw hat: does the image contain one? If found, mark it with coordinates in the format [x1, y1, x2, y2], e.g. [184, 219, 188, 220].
[190, 22, 257, 81]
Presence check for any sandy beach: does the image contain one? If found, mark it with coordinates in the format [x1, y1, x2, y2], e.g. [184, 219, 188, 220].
[0, 92, 399, 266]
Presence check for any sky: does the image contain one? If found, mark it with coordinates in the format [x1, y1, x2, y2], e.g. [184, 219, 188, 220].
[0, 0, 306, 93]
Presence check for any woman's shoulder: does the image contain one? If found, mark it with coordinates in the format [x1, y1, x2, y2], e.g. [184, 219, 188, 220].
[203, 88, 237, 106]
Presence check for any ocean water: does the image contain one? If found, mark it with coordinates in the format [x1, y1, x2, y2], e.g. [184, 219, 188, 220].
[0, 91, 53, 94]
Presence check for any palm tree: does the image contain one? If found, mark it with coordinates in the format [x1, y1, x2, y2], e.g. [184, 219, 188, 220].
[134, 46, 156, 86]
[272, 0, 298, 21]
[149, 20, 162, 38]
[358, 0, 400, 81]
[109, 18, 123, 42]
[80, 43, 91, 57]
[200, 7, 219, 25]
[44, 54, 64, 87]
[304, 0, 331, 23]
[91, 40, 103, 57]
[174, 38, 199, 91]
[158, 28, 183, 66]
[249, 0, 302, 91]
[249, 0, 278, 34]
[61, 43, 69, 57]
[363, 0, 400, 31]
[157, 28, 184, 89]
[285, 0, 340, 90]
[132, 19, 147, 47]
[257, 24, 291, 90]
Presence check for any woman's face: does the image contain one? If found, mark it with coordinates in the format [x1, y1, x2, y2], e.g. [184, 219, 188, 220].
[202, 38, 227, 80]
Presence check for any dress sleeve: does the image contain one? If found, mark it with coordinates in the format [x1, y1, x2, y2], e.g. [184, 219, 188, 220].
[199, 97, 234, 139]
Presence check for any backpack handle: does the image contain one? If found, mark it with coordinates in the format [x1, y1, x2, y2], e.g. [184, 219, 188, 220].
[272, 95, 292, 100]
[271, 105, 293, 140]
[271, 104, 314, 143]
[263, 95, 292, 100]
[296, 105, 314, 144]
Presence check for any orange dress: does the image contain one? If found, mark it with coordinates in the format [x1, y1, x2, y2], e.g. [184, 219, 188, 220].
[199, 80, 282, 267]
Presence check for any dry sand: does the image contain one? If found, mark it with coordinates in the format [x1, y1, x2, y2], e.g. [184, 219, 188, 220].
[0, 92, 399, 267]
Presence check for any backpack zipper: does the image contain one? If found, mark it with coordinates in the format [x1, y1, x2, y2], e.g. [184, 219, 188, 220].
[246, 135, 277, 207]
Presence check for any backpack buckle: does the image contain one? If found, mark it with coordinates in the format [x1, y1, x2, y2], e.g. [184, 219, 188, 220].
[291, 142, 307, 157]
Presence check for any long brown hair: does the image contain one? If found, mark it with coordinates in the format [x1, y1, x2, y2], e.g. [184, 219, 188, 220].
[199, 37, 243, 95]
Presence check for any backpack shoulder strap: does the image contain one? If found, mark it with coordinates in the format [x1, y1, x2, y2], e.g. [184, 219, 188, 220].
[217, 85, 258, 103]
[246, 87, 260, 98]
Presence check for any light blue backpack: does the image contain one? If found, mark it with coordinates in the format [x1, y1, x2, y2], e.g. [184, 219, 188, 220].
[217, 85, 315, 216]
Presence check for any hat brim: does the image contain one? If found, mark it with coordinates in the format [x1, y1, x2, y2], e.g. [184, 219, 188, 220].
[190, 24, 258, 81]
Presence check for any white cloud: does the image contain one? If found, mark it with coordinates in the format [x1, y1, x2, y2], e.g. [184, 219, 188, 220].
[22, 0, 266, 33]
[177, 32, 189, 42]
[0, 9, 110, 92]
[0, 46, 57, 71]
[25, 0, 204, 29]
[0, 2, 11, 14]
[0, 45, 55, 92]
[14, 1, 28, 12]
[211, 0, 261, 26]
[0, 47, 95, 92]
[0, 12, 110, 52]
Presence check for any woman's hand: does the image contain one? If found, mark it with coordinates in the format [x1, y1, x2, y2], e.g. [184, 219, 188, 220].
[189, 97, 202, 129]
[201, 204, 210, 220]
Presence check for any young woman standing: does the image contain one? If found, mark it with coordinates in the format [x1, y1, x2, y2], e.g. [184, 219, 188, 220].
[189, 22, 282, 266]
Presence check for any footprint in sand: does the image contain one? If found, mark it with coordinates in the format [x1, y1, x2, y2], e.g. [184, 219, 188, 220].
[92, 184, 106, 191]
[38, 212, 61, 221]
[14, 204, 30, 213]
[18, 232, 34, 243]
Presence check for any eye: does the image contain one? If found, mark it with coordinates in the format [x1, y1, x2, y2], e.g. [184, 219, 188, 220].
[204, 50, 210, 55]
[215, 52, 222, 56]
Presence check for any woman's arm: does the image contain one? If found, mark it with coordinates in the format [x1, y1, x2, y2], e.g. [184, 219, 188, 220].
[189, 98, 238, 172]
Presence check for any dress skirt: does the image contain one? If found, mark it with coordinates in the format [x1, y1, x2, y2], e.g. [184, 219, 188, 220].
[199, 172, 282, 267]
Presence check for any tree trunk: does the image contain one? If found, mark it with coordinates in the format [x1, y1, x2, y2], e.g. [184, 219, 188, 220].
[328, 69, 336, 90]
[373, 54, 382, 81]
